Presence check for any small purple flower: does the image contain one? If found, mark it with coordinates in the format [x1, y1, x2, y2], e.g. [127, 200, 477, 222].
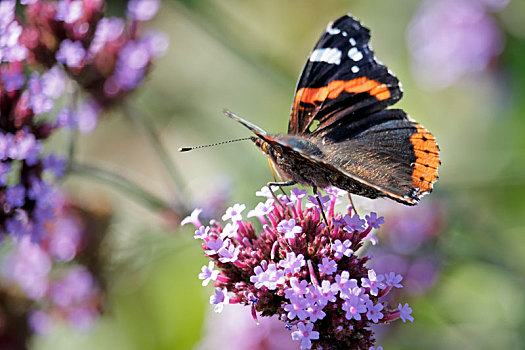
[324, 187, 346, 197]
[3, 236, 52, 299]
[88, 17, 125, 56]
[284, 295, 309, 320]
[344, 213, 365, 232]
[255, 185, 278, 198]
[318, 257, 337, 275]
[277, 218, 303, 239]
[142, 30, 169, 57]
[193, 225, 209, 240]
[28, 310, 53, 334]
[334, 271, 358, 299]
[210, 287, 229, 313]
[50, 267, 96, 308]
[306, 194, 330, 211]
[284, 277, 309, 298]
[48, 216, 82, 262]
[205, 237, 225, 255]
[366, 302, 384, 323]
[108, 40, 152, 92]
[5, 184, 26, 208]
[55, 0, 85, 23]
[361, 269, 386, 296]
[56, 39, 86, 68]
[0, 162, 11, 186]
[341, 296, 367, 321]
[0, 20, 27, 62]
[220, 222, 238, 239]
[279, 252, 305, 274]
[365, 212, 385, 230]
[306, 303, 327, 323]
[331, 239, 353, 259]
[247, 199, 274, 218]
[222, 203, 246, 222]
[290, 187, 308, 202]
[181, 208, 203, 227]
[199, 262, 219, 286]
[291, 322, 319, 349]
[251, 263, 284, 290]
[398, 303, 414, 323]
[217, 241, 240, 263]
[127, 0, 160, 21]
[56, 108, 75, 129]
[317, 280, 337, 305]
[1, 66, 25, 91]
[0, 1, 15, 28]
[12, 133, 40, 162]
[384, 272, 403, 288]
[75, 100, 99, 133]
[43, 154, 67, 178]
[41, 66, 66, 99]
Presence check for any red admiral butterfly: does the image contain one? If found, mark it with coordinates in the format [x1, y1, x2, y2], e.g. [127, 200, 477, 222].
[227, 14, 440, 205]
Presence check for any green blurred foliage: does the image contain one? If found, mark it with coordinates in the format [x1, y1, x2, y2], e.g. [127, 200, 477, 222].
[33, 0, 525, 349]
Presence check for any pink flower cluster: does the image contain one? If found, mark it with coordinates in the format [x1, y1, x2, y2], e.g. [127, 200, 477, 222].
[184, 186, 414, 350]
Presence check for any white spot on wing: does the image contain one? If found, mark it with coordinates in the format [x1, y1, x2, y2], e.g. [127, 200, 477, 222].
[326, 22, 341, 35]
[349, 37, 356, 46]
[351, 65, 359, 73]
[348, 47, 363, 61]
[310, 48, 341, 65]
[342, 31, 348, 37]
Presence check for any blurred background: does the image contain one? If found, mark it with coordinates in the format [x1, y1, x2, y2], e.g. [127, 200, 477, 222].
[13, 0, 525, 349]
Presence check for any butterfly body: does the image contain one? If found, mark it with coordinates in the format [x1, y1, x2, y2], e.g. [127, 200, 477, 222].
[228, 14, 440, 205]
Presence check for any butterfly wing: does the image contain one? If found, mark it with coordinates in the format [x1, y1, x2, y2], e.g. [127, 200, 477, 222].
[289, 14, 402, 136]
[316, 109, 439, 203]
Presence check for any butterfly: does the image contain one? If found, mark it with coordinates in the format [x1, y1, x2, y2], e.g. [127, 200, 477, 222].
[225, 14, 440, 205]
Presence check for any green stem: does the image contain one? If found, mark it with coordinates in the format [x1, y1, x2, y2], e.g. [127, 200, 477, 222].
[69, 162, 172, 212]
[122, 103, 187, 207]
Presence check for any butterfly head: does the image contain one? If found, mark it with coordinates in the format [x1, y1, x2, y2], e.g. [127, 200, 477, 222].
[251, 136, 281, 160]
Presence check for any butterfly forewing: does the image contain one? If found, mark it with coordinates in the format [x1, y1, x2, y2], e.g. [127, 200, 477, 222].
[289, 15, 402, 137]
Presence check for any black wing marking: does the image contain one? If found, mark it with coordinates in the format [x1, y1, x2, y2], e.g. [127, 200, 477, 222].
[289, 14, 403, 137]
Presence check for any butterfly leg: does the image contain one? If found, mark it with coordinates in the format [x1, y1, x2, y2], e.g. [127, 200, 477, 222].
[267, 181, 296, 208]
[312, 186, 330, 233]
[347, 193, 359, 215]
[268, 159, 287, 196]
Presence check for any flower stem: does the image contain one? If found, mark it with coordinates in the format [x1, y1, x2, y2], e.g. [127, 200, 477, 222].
[69, 161, 173, 212]
[122, 103, 187, 207]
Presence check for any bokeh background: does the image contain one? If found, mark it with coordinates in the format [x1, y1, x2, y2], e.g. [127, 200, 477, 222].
[25, 0, 525, 349]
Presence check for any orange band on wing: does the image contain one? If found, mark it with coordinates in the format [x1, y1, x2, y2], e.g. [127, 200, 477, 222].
[410, 124, 440, 193]
[293, 77, 391, 107]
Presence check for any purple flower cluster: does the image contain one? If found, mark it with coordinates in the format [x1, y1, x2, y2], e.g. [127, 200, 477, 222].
[184, 186, 414, 349]
[0, 1, 29, 63]
[0, 0, 167, 341]
[0, 63, 67, 238]
[407, 0, 508, 89]
[1, 201, 101, 334]
[21, 0, 167, 121]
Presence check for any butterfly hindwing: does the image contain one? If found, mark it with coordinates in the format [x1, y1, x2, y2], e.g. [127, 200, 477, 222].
[289, 15, 402, 137]
[313, 109, 439, 203]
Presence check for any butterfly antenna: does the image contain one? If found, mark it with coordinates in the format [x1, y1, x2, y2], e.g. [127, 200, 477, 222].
[178, 137, 252, 152]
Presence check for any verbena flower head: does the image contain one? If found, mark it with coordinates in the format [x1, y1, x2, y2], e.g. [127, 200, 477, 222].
[1, 202, 102, 334]
[21, 0, 168, 109]
[185, 186, 414, 350]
